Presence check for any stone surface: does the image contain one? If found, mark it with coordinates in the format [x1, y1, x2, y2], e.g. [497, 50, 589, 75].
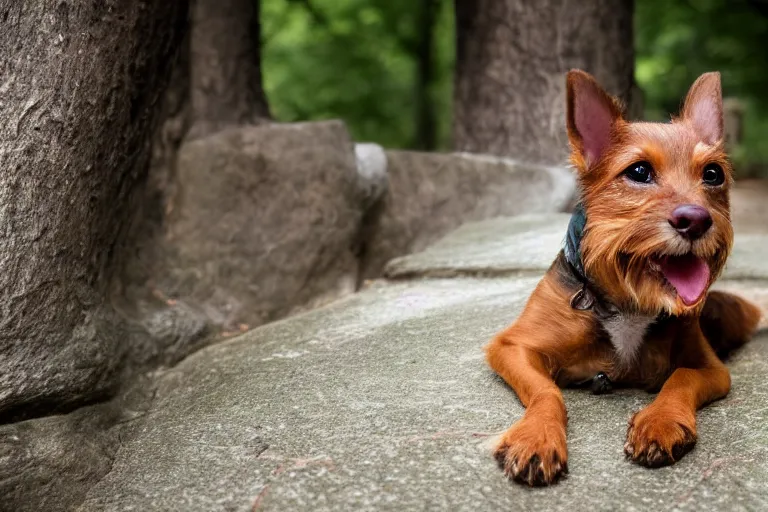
[359, 151, 576, 279]
[78, 270, 768, 511]
[354, 143, 389, 210]
[385, 214, 768, 282]
[385, 214, 569, 278]
[159, 121, 369, 330]
[0, 378, 155, 512]
[11, 179, 768, 512]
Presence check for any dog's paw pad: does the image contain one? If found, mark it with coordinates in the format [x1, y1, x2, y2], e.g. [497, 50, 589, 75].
[495, 444, 567, 486]
[624, 416, 696, 468]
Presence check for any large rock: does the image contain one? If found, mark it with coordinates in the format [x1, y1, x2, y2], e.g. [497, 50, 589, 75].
[159, 121, 370, 330]
[76, 218, 768, 510]
[77, 273, 768, 511]
[359, 151, 576, 279]
[10, 180, 768, 511]
[4, 207, 766, 511]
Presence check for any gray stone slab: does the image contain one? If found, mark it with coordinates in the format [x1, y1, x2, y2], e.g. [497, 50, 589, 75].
[384, 214, 568, 278]
[79, 274, 768, 512]
[385, 214, 768, 281]
[359, 151, 575, 279]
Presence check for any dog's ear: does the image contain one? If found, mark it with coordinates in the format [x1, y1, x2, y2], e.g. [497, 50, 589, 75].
[682, 72, 723, 145]
[566, 69, 623, 167]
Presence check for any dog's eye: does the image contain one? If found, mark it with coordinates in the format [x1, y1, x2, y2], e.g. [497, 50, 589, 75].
[703, 164, 725, 186]
[623, 162, 653, 184]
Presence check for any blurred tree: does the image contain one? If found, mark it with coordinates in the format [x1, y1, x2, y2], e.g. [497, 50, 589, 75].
[636, 0, 768, 175]
[452, 0, 635, 165]
[126, 0, 276, 345]
[138, 0, 273, 264]
[190, 0, 271, 137]
[414, 0, 440, 150]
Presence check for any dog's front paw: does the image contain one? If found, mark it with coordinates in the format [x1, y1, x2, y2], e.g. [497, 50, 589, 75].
[624, 405, 697, 468]
[494, 418, 568, 486]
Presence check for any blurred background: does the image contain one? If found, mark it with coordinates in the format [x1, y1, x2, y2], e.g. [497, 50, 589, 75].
[263, 0, 768, 176]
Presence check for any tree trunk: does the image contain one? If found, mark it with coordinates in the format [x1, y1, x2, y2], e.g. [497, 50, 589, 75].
[453, 0, 634, 164]
[0, 1, 187, 420]
[414, 0, 439, 150]
[189, 0, 271, 137]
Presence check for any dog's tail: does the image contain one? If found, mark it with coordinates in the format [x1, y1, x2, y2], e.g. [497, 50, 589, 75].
[700, 291, 763, 359]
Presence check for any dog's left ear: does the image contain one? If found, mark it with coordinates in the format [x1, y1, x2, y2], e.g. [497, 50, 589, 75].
[682, 72, 723, 145]
[566, 70, 624, 167]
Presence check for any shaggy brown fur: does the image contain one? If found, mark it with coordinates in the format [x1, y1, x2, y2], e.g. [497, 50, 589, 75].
[485, 70, 762, 486]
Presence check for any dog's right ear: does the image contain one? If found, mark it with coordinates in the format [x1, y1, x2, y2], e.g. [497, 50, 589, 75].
[681, 72, 723, 145]
[566, 70, 623, 168]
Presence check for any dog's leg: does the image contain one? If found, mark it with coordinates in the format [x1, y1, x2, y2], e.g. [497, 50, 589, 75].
[624, 324, 730, 467]
[485, 274, 593, 486]
[486, 340, 569, 485]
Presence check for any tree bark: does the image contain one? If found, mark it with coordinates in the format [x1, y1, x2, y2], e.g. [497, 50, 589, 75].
[0, 1, 187, 419]
[189, 0, 271, 137]
[453, 0, 634, 164]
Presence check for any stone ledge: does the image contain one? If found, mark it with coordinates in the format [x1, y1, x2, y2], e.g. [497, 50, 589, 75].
[385, 214, 768, 282]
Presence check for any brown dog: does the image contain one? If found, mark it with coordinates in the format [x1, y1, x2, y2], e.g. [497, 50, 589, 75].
[485, 70, 762, 486]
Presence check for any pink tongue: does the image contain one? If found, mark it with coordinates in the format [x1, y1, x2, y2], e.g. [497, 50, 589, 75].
[658, 254, 710, 306]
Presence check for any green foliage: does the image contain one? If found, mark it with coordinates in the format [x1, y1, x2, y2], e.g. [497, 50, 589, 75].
[636, 0, 768, 175]
[264, 0, 768, 173]
[262, 0, 454, 149]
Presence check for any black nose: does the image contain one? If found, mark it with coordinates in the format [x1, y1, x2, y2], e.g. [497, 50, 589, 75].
[668, 204, 713, 240]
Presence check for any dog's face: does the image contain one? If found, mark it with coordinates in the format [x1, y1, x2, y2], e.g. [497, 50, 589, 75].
[566, 70, 733, 316]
